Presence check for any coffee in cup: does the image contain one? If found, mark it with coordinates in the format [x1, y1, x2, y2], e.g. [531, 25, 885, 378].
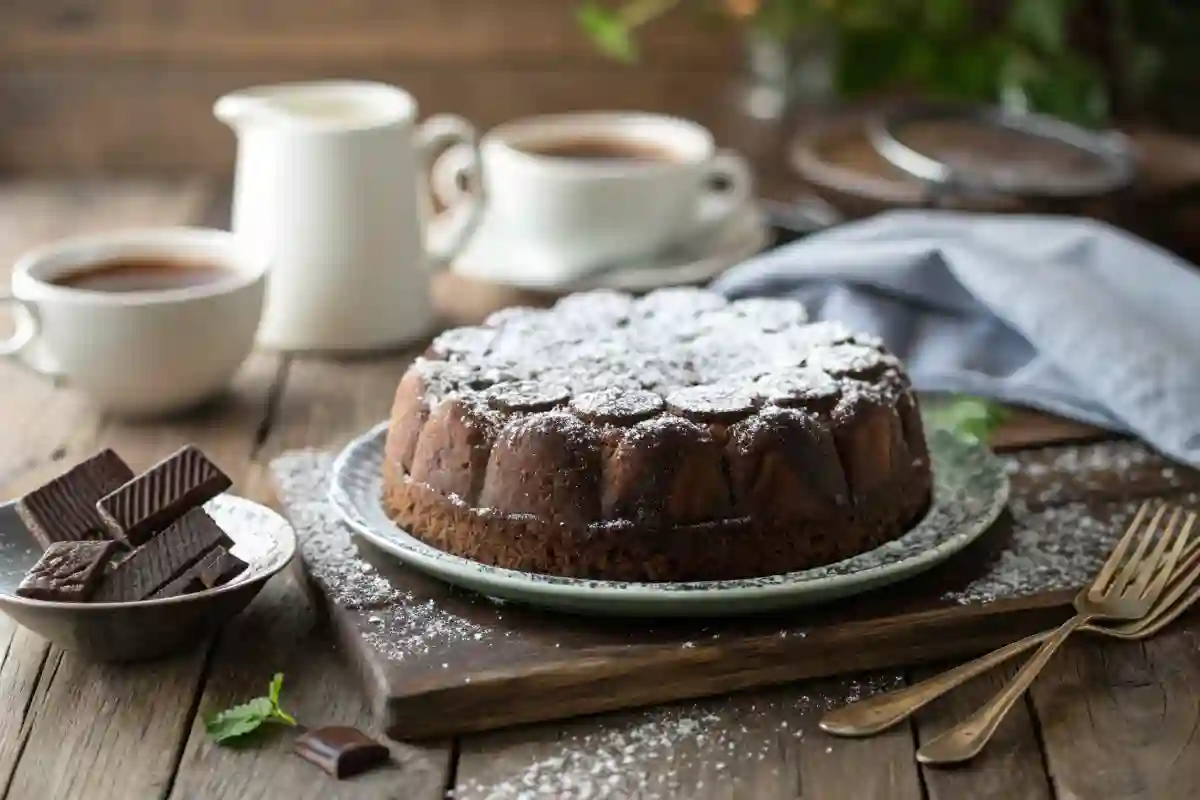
[49, 258, 233, 293]
[1, 228, 267, 416]
[432, 112, 753, 284]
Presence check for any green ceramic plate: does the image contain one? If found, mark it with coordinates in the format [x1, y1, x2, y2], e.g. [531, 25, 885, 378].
[330, 422, 1008, 617]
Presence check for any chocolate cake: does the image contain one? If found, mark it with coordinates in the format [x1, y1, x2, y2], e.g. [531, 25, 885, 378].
[383, 288, 931, 582]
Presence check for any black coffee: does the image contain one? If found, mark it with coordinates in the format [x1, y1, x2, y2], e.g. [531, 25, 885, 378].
[523, 137, 680, 163]
[51, 258, 231, 293]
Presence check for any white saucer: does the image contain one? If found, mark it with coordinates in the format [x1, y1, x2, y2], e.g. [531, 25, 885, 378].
[328, 423, 1009, 617]
[450, 202, 771, 293]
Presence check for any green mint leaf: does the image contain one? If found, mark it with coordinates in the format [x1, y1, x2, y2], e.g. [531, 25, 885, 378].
[923, 396, 1009, 445]
[578, 3, 638, 62]
[205, 674, 296, 745]
[204, 697, 273, 744]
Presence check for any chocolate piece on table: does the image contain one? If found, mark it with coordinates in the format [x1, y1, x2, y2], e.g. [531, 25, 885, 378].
[149, 546, 247, 599]
[97, 445, 232, 546]
[294, 726, 390, 779]
[92, 508, 233, 603]
[15, 449, 135, 549]
[16, 540, 120, 602]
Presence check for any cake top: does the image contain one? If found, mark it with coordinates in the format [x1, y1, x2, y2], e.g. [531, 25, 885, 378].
[418, 288, 906, 421]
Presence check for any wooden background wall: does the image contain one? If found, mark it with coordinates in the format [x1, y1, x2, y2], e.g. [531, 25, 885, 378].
[0, 0, 744, 174]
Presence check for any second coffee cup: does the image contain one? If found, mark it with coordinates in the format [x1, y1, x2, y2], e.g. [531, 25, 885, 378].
[433, 112, 753, 282]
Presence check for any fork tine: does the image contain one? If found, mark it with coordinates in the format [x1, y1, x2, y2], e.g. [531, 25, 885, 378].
[1126, 506, 1182, 599]
[1091, 502, 1150, 596]
[1136, 507, 1192, 605]
[1096, 502, 1158, 597]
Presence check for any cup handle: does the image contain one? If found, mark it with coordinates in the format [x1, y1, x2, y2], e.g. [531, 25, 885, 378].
[691, 149, 754, 239]
[417, 114, 485, 269]
[0, 294, 39, 360]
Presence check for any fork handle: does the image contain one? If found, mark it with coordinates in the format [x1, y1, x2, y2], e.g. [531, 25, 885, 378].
[819, 627, 1054, 737]
[916, 613, 1090, 765]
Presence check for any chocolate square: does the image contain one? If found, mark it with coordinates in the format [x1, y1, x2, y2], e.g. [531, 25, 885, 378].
[150, 546, 247, 599]
[17, 540, 120, 602]
[92, 508, 233, 602]
[96, 445, 232, 545]
[294, 726, 390, 779]
[16, 449, 135, 549]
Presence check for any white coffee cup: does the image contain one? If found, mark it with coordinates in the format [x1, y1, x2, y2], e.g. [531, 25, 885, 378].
[0, 228, 267, 416]
[432, 112, 753, 281]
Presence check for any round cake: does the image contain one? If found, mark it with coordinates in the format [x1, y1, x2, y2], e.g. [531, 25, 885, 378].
[383, 288, 931, 582]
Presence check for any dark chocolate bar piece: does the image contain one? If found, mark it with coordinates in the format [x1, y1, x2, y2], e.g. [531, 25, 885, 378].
[294, 726, 390, 779]
[16, 540, 120, 602]
[199, 547, 248, 588]
[97, 445, 232, 545]
[92, 508, 233, 602]
[16, 449, 134, 549]
[150, 546, 247, 599]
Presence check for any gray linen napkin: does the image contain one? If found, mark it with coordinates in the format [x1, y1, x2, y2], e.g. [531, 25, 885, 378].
[711, 210, 1200, 467]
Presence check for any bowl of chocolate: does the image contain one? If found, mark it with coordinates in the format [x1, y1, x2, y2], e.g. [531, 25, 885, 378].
[0, 446, 296, 661]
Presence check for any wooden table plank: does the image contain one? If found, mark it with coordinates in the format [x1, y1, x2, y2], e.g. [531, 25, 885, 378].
[0, 622, 49, 798]
[912, 661, 1053, 800]
[0, 179, 228, 800]
[1031, 629, 1200, 800]
[162, 352, 450, 799]
[2, 354, 281, 800]
[454, 674, 926, 799]
[167, 574, 452, 800]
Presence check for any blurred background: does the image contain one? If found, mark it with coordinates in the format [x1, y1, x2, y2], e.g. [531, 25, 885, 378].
[2, 0, 1197, 173]
[3, 0, 1200, 257]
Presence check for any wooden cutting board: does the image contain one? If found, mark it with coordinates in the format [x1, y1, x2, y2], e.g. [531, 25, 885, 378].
[273, 435, 1200, 741]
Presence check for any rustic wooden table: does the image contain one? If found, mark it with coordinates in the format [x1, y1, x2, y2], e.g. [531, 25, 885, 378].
[2, 180, 1199, 800]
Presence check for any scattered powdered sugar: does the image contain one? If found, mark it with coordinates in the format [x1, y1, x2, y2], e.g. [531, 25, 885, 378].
[272, 451, 494, 659]
[271, 434, 1197, 799]
[453, 676, 904, 800]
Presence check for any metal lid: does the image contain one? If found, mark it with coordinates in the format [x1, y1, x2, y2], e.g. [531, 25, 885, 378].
[868, 103, 1137, 200]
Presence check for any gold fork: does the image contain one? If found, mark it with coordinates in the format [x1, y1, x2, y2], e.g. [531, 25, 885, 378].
[914, 502, 1193, 765]
[820, 506, 1200, 739]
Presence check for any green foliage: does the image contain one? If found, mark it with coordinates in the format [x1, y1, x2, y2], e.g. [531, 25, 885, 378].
[205, 673, 297, 745]
[575, 0, 1157, 127]
[923, 397, 1009, 445]
[578, 3, 639, 62]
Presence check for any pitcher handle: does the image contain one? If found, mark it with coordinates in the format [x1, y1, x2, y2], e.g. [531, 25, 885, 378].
[417, 115, 485, 269]
[0, 294, 39, 359]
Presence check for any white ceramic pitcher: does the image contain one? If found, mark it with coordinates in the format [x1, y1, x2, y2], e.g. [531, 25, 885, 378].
[215, 81, 483, 352]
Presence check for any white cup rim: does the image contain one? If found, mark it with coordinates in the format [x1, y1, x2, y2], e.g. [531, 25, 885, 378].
[486, 112, 715, 174]
[12, 227, 269, 307]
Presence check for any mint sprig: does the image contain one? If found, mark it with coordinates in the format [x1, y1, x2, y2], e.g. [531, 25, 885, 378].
[923, 396, 1009, 445]
[205, 673, 297, 745]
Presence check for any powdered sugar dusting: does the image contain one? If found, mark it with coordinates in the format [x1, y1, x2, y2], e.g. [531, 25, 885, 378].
[272, 451, 494, 659]
[453, 676, 904, 799]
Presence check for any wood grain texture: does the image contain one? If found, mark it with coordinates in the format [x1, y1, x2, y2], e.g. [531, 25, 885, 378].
[2, 353, 282, 800]
[0, 0, 737, 67]
[1031, 629, 1200, 800]
[4, 648, 208, 800]
[0, 179, 285, 800]
[454, 676, 924, 799]
[0, 66, 738, 175]
[0, 623, 49, 798]
[168, 574, 451, 800]
[299, 503, 1080, 740]
[912, 660, 1054, 800]
[258, 354, 421, 459]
